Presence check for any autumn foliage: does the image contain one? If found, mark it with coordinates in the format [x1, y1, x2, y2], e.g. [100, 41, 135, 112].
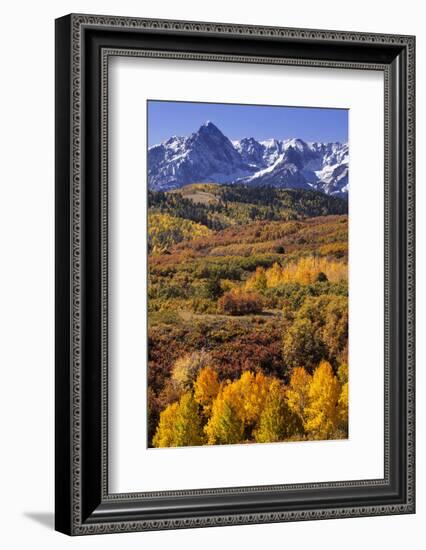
[152, 393, 204, 448]
[217, 289, 263, 315]
[148, 184, 349, 447]
[152, 363, 348, 447]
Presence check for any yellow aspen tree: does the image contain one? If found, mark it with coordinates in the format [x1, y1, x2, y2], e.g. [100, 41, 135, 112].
[245, 266, 267, 292]
[152, 402, 179, 448]
[337, 363, 349, 435]
[286, 367, 312, 423]
[204, 390, 244, 445]
[295, 256, 316, 284]
[148, 212, 211, 253]
[254, 380, 303, 443]
[304, 361, 341, 439]
[337, 362, 348, 385]
[173, 392, 205, 447]
[268, 256, 347, 285]
[194, 367, 220, 415]
[338, 382, 349, 435]
[152, 393, 204, 448]
[226, 371, 271, 427]
[265, 262, 283, 288]
[204, 371, 273, 444]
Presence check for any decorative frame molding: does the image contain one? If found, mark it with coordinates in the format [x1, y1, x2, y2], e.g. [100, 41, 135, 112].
[55, 14, 415, 535]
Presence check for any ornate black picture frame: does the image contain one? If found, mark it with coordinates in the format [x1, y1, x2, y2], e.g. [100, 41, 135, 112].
[55, 13, 415, 535]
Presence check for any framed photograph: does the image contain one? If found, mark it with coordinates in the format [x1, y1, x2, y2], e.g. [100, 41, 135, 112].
[55, 14, 415, 535]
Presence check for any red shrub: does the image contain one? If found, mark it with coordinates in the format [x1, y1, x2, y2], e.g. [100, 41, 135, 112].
[217, 290, 263, 316]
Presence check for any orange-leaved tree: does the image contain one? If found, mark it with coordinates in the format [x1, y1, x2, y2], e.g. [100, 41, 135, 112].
[217, 289, 263, 316]
[194, 367, 220, 416]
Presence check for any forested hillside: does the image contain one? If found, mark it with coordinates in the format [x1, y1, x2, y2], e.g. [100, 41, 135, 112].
[147, 184, 349, 447]
[148, 183, 347, 236]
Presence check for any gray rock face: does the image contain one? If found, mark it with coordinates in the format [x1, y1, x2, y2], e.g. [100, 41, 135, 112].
[148, 122, 349, 197]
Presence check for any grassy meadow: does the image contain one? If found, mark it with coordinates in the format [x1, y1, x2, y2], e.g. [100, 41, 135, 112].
[147, 184, 349, 448]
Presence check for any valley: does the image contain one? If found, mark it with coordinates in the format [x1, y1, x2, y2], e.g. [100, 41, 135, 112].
[147, 183, 349, 447]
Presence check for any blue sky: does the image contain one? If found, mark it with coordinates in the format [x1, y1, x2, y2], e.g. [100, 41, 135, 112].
[147, 100, 348, 146]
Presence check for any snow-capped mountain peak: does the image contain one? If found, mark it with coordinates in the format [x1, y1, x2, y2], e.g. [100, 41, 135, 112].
[283, 137, 309, 152]
[148, 122, 348, 197]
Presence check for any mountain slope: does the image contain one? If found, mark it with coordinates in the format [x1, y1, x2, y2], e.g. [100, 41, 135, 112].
[148, 183, 348, 231]
[148, 122, 349, 197]
[148, 122, 253, 191]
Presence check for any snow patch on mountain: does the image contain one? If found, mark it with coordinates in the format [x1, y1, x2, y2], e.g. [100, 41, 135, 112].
[148, 122, 349, 197]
